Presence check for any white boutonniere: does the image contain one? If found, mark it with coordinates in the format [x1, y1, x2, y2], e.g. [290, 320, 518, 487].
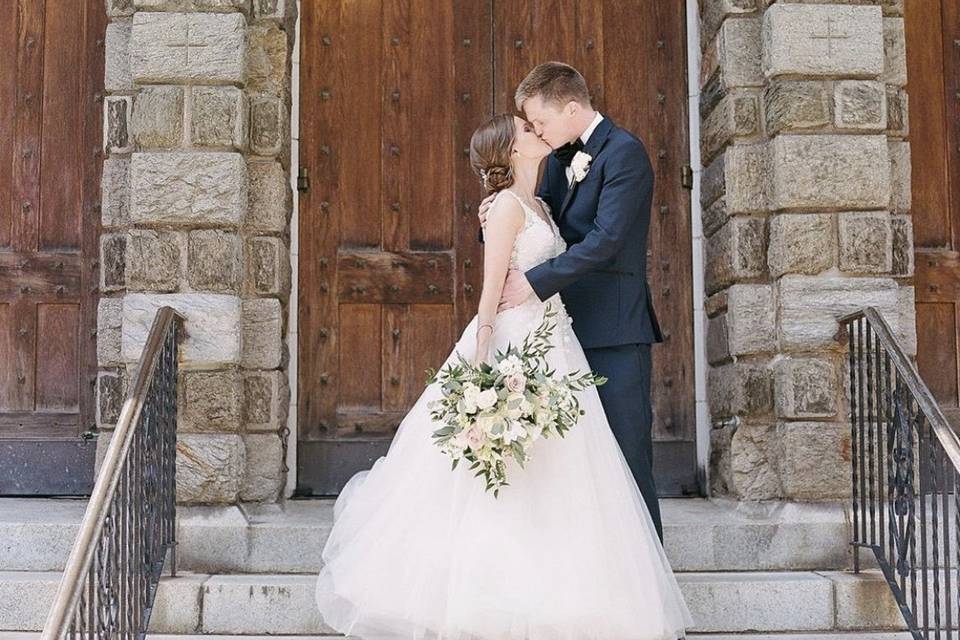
[570, 151, 592, 184]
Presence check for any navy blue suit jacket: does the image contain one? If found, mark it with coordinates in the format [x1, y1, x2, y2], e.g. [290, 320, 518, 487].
[526, 116, 664, 349]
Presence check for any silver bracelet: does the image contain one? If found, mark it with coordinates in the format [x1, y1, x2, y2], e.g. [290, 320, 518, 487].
[478, 323, 494, 333]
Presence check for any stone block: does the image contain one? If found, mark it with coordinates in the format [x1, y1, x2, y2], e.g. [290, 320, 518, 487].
[250, 95, 286, 156]
[187, 230, 242, 293]
[883, 17, 907, 86]
[130, 152, 246, 226]
[105, 95, 133, 154]
[680, 571, 836, 631]
[132, 86, 184, 149]
[834, 80, 886, 130]
[719, 16, 763, 89]
[106, 0, 134, 17]
[700, 153, 726, 210]
[838, 211, 892, 273]
[125, 229, 182, 291]
[708, 360, 773, 418]
[774, 357, 839, 418]
[201, 575, 334, 634]
[101, 158, 130, 228]
[131, 12, 246, 84]
[727, 284, 776, 355]
[705, 289, 728, 318]
[701, 92, 760, 165]
[97, 369, 127, 427]
[122, 293, 242, 365]
[244, 369, 289, 431]
[705, 217, 767, 294]
[770, 135, 890, 211]
[191, 86, 247, 149]
[764, 80, 831, 135]
[241, 298, 283, 369]
[247, 160, 289, 233]
[97, 297, 124, 367]
[882, 0, 904, 16]
[100, 232, 126, 292]
[888, 139, 911, 213]
[700, 0, 759, 49]
[709, 422, 734, 495]
[194, 0, 251, 10]
[777, 421, 851, 500]
[702, 196, 729, 239]
[886, 85, 908, 136]
[176, 433, 244, 504]
[253, 0, 296, 21]
[707, 314, 732, 365]
[241, 433, 285, 502]
[247, 22, 289, 98]
[179, 368, 243, 432]
[730, 421, 782, 500]
[830, 570, 909, 629]
[891, 214, 914, 276]
[777, 275, 901, 350]
[245, 236, 290, 295]
[145, 574, 207, 634]
[762, 4, 884, 78]
[725, 142, 771, 214]
[768, 213, 834, 278]
[105, 20, 132, 91]
[896, 284, 917, 355]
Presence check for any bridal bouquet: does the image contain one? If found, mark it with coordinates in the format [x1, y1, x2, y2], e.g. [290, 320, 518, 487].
[425, 304, 606, 497]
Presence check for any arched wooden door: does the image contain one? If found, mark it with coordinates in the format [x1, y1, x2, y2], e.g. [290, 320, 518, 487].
[298, 1, 697, 496]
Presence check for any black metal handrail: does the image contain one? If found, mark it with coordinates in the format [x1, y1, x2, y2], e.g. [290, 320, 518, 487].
[41, 307, 185, 640]
[840, 306, 960, 637]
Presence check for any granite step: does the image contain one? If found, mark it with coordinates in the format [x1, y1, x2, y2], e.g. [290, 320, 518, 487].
[0, 569, 923, 634]
[0, 497, 863, 573]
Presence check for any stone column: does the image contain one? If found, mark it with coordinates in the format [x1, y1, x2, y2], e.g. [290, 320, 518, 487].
[699, 0, 915, 500]
[98, 0, 295, 504]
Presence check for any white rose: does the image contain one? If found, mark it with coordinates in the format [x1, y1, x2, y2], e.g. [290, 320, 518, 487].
[476, 388, 498, 411]
[498, 355, 524, 376]
[505, 372, 526, 393]
[570, 151, 592, 183]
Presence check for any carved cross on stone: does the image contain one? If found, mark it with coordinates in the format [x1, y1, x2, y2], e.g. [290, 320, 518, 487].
[809, 16, 850, 57]
[166, 20, 208, 64]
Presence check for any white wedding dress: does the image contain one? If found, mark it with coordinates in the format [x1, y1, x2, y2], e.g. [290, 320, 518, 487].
[314, 189, 695, 640]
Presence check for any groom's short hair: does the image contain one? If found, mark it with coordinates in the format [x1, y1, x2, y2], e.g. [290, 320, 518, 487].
[515, 62, 591, 111]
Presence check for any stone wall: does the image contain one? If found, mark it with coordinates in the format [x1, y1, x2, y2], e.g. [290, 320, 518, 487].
[97, 0, 295, 504]
[699, 0, 915, 500]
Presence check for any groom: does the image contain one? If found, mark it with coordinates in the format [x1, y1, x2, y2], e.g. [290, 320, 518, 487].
[479, 62, 666, 543]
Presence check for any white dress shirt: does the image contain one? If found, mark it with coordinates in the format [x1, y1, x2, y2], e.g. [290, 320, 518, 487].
[565, 111, 604, 186]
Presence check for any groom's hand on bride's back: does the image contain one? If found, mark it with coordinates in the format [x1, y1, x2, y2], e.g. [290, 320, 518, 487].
[477, 193, 498, 229]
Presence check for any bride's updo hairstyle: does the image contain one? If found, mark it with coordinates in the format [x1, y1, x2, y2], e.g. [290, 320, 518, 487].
[469, 113, 516, 193]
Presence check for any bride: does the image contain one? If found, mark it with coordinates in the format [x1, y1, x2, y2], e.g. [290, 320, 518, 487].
[314, 113, 694, 640]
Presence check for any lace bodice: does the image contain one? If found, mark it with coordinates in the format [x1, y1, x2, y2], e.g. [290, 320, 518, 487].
[490, 189, 567, 272]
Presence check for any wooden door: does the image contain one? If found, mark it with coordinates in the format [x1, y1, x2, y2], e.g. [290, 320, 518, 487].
[298, 1, 697, 496]
[905, 0, 960, 409]
[0, 0, 105, 494]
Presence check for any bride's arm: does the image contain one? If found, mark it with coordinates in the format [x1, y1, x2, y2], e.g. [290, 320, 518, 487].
[475, 196, 524, 365]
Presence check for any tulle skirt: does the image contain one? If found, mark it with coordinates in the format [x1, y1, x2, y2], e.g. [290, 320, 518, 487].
[315, 296, 695, 640]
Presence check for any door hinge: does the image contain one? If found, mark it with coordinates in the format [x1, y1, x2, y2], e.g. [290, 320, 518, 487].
[681, 164, 693, 190]
[297, 167, 310, 192]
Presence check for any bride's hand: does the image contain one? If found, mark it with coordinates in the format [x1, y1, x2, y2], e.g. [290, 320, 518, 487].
[477, 193, 498, 229]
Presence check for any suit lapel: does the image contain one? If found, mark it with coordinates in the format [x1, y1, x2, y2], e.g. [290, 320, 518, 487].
[557, 116, 616, 221]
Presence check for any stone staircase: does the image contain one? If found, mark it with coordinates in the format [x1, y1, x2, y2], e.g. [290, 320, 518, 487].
[0, 496, 918, 639]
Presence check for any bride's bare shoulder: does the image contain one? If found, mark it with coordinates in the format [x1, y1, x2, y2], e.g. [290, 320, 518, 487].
[486, 190, 525, 232]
